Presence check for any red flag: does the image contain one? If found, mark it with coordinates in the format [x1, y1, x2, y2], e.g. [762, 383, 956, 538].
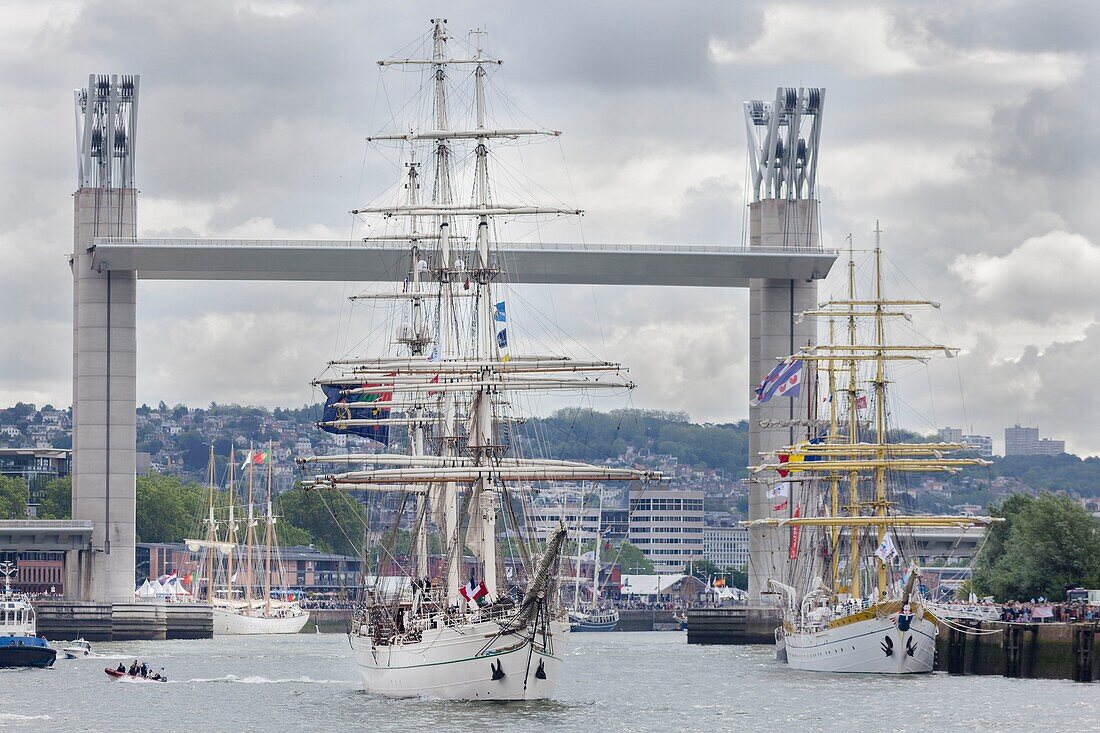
[789, 505, 802, 560]
[777, 453, 790, 478]
[773, 499, 788, 512]
[855, 395, 868, 410]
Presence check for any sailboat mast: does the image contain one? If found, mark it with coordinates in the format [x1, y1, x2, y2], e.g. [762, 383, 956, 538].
[264, 441, 273, 616]
[872, 222, 889, 598]
[205, 445, 216, 605]
[245, 443, 256, 609]
[826, 320, 841, 588]
[472, 31, 500, 599]
[844, 240, 862, 598]
[226, 447, 237, 603]
[428, 18, 462, 605]
[592, 487, 604, 602]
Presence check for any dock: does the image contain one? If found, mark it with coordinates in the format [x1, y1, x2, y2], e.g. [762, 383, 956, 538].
[685, 606, 780, 644]
[34, 601, 213, 641]
[939, 621, 1100, 682]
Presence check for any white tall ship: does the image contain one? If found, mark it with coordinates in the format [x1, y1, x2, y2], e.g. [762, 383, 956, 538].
[188, 446, 310, 635]
[297, 18, 656, 700]
[746, 230, 1001, 674]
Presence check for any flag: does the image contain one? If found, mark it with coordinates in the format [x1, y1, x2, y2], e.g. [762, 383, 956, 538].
[855, 394, 868, 410]
[773, 499, 788, 512]
[230, 572, 239, 583]
[766, 482, 790, 499]
[459, 576, 489, 606]
[427, 345, 440, 363]
[320, 381, 393, 444]
[751, 358, 804, 406]
[874, 534, 898, 563]
[493, 300, 510, 362]
[240, 450, 270, 469]
[776, 451, 805, 477]
[789, 505, 802, 560]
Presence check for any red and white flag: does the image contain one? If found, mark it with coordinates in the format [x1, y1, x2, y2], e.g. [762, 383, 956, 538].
[459, 578, 489, 606]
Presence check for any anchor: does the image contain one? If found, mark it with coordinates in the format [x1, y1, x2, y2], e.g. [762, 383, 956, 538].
[906, 636, 917, 657]
[535, 659, 546, 680]
[881, 636, 894, 657]
[490, 659, 505, 681]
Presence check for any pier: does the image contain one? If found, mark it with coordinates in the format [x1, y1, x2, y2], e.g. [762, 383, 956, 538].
[939, 621, 1100, 683]
[33, 601, 212, 641]
[684, 606, 780, 644]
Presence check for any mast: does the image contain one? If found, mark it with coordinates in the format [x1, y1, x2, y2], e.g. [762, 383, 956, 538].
[825, 320, 840, 588]
[591, 487, 604, 605]
[245, 442, 256, 609]
[264, 441, 273, 616]
[205, 445, 217, 605]
[845, 240, 861, 598]
[872, 222, 888, 599]
[226, 447, 237, 604]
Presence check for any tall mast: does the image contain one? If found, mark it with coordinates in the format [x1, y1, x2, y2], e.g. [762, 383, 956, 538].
[591, 487, 604, 603]
[264, 441, 273, 616]
[872, 222, 889, 598]
[427, 18, 462, 604]
[826, 320, 841, 588]
[245, 442, 256, 609]
[226, 447, 237, 603]
[845, 239, 861, 597]
[205, 445, 216, 605]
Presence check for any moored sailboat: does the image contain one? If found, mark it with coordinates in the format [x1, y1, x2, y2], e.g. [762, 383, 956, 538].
[745, 227, 1002, 674]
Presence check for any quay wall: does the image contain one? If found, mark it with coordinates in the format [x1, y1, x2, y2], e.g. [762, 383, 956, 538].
[34, 601, 212, 641]
[938, 621, 1099, 682]
[685, 606, 780, 644]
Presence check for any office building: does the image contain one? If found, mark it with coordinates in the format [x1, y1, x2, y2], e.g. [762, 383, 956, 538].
[703, 525, 749, 570]
[628, 488, 704, 573]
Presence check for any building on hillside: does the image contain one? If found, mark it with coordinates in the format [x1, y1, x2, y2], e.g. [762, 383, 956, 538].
[1035, 438, 1065, 456]
[628, 488, 704, 573]
[1004, 425, 1039, 455]
[0, 448, 71, 511]
[938, 427, 963, 444]
[1004, 425, 1065, 456]
[703, 525, 749, 570]
[961, 434, 993, 457]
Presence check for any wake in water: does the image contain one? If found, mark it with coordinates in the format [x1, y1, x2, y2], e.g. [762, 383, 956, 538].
[186, 675, 353, 685]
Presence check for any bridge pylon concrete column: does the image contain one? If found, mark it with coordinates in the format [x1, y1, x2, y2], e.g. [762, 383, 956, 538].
[747, 198, 819, 600]
[70, 187, 138, 602]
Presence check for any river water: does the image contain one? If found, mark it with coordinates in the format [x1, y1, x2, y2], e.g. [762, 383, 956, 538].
[1, 632, 1095, 732]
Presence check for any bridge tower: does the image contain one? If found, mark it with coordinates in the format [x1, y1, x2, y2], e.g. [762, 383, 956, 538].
[69, 74, 140, 601]
[744, 87, 825, 599]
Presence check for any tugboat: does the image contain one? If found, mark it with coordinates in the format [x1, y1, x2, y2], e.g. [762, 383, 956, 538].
[0, 562, 56, 669]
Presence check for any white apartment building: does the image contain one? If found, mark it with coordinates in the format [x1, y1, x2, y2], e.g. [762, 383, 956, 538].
[628, 489, 704, 573]
[703, 525, 749, 570]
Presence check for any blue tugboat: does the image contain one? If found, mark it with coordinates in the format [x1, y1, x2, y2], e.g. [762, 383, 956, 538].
[0, 563, 56, 669]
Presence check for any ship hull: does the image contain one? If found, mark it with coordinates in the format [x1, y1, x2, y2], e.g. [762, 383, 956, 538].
[0, 637, 56, 669]
[781, 611, 937, 674]
[569, 618, 617, 632]
[212, 608, 310, 635]
[352, 619, 568, 700]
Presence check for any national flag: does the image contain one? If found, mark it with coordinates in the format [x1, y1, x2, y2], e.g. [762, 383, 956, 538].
[241, 450, 270, 469]
[773, 499, 788, 512]
[320, 380, 393, 444]
[874, 533, 898, 563]
[766, 482, 790, 499]
[459, 576, 489, 606]
[750, 360, 787, 406]
[855, 395, 868, 410]
[776, 451, 804, 477]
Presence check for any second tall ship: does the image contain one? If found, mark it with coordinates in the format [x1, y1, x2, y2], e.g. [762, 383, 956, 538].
[297, 19, 657, 700]
[747, 229, 1002, 674]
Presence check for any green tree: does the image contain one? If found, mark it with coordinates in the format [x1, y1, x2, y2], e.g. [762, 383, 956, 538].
[136, 473, 207, 543]
[276, 488, 367, 556]
[974, 493, 1100, 601]
[37, 476, 72, 519]
[0, 476, 29, 519]
[612, 541, 653, 574]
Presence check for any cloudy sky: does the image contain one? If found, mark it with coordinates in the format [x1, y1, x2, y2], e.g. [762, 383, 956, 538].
[2, 0, 1099, 453]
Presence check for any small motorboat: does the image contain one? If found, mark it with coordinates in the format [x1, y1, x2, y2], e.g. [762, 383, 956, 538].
[62, 638, 91, 659]
[105, 667, 168, 682]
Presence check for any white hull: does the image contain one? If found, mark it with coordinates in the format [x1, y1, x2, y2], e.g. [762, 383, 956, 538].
[212, 607, 310, 635]
[782, 610, 937, 674]
[352, 619, 569, 700]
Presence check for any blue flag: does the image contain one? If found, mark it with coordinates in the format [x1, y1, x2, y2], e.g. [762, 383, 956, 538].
[320, 383, 390, 444]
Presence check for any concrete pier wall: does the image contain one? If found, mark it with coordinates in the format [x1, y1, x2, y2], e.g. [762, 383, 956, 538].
[33, 601, 212, 641]
[938, 621, 1100, 682]
[685, 606, 781, 644]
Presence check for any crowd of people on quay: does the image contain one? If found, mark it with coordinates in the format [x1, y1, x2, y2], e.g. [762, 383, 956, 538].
[1000, 599, 1099, 623]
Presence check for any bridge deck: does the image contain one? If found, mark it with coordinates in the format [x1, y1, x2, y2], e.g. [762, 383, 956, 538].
[0, 520, 93, 552]
[88, 238, 836, 286]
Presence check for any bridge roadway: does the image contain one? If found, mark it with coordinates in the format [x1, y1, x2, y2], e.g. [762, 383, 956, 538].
[88, 238, 836, 286]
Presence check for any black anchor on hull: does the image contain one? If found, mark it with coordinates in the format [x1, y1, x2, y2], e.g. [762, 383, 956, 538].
[535, 659, 547, 680]
[906, 636, 917, 657]
[881, 636, 894, 657]
[490, 659, 505, 681]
